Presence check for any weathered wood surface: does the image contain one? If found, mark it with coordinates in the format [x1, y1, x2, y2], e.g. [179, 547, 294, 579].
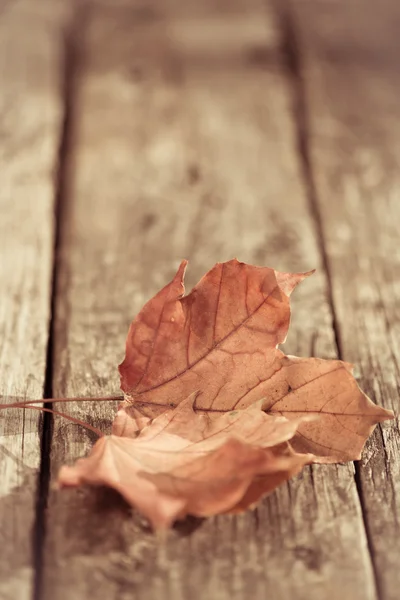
[38, 1, 377, 599]
[0, 1, 66, 598]
[288, 2, 400, 598]
[1, 0, 399, 599]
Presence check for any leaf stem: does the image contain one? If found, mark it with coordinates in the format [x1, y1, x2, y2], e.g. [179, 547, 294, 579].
[0, 395, 123, 410]
[2, 405, 104, 438]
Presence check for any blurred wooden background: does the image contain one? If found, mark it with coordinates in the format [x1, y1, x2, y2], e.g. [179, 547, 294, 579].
[0, 0, 399, 599]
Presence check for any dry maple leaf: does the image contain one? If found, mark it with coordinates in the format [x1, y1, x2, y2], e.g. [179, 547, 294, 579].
[118, 259, 394, 462]
[2, 258, 394, 530]
[58, 397, 312, 529]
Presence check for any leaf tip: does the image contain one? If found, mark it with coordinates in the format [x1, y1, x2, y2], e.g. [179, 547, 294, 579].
[178, 258, 189, 272]
[380, 407, 396, 421]
[275, 269, 316, 297]
[180, 390, 200, 411]
[175, 259, 188, 287]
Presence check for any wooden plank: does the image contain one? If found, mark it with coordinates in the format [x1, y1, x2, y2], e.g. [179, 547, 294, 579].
[0, 1, 66, 598]
[41, 1, 376, 598]
[288, 1, 400, 598]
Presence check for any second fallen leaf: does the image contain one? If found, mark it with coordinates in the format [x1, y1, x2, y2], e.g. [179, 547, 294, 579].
[58, 397, 311, 529]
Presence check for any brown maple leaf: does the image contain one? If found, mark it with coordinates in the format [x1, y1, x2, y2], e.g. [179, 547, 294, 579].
[118, 259, 394, 462]
[3, 259, 394, 530]
[58, 397, 311, 529]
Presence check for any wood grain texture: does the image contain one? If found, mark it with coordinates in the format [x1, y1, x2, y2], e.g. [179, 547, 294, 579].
[40, 1, 375, 599]
[0, 1, 66, 598]
[288, 1, 400, 598]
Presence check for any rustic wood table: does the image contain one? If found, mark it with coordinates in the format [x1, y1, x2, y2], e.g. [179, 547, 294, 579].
[1, 1, 399, 599]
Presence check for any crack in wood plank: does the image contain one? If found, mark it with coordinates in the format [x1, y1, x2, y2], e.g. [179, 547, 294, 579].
[32, 7, 83, 600]
[280, 1, 400, 599]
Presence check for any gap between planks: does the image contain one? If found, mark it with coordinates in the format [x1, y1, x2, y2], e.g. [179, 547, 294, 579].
[273, 0, 381, 596]
[32, 7, 85, 600]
